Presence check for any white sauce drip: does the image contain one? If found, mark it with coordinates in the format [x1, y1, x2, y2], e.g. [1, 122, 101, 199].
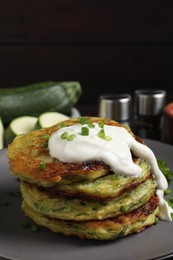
[48, 123, 173, 221]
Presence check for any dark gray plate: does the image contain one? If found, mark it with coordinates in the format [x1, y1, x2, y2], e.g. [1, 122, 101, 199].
[0, 140, 173, 260]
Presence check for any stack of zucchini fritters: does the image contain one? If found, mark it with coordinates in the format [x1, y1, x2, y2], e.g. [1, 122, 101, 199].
[7, 117, 159, 240]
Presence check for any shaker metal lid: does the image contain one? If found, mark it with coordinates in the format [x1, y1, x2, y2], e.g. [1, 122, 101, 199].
[134, 89, 166, 116]
[98, 94, 132, 121]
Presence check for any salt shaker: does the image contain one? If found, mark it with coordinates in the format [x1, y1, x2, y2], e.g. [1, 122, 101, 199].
[134, 89, 166, 140]
[98, 94, 132, 127]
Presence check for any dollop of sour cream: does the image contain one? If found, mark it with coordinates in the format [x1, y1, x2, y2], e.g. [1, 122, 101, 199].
[48, 122, 173, 221]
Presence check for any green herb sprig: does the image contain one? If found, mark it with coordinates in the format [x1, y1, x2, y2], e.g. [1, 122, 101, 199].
[157, 159, 173, 184]
[157, 158, 173, 219]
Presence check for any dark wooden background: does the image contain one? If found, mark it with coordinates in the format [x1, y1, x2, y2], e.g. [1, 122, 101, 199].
[1, 0, 173, 115]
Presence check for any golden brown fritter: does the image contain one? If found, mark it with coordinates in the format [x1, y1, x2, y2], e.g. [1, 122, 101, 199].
[7, 117, 144, 187]
[22, 195, 159, 240]
[47, 159, 151, 200]
[20, 178, 156, 221]
[7, 116, 162, 241]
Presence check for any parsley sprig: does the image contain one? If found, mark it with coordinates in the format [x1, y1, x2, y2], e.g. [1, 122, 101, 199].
[157, 159, 173, 184]
[158, 158, 173, 219]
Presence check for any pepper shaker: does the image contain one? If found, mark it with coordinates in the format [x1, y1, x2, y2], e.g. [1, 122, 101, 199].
[134, 89, 166, 140]
[98, 94, 132, 127]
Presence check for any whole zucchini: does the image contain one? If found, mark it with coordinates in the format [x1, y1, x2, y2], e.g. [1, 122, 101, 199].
[0, 81, 82, 124]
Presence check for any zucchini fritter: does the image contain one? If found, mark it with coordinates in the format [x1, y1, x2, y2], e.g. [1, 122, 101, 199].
[7, 116, 160, 240]
[7, 117, 143, 187]
[20, 178, 156, 221]
[49, 159, 151, 200]
[22, 196, 159, 240]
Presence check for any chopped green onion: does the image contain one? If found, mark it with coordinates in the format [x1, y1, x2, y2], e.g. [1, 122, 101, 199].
[21, 220, 31, 229]
[97, 129, 106, 139]
[21, 220, 40, 233]
[61, 131, 76, 141]
[31, 225, 40, 233]
[154, 218, 159, 225]
[98, 122, 104, 128]
[39, 161, 46, 170]
[61, 131, 68, 139]
[67, 134, 76, 141]
[97, 129, 112, 141]
[78, 117, 89, 124]
[81, 126, 89, 136]
[105, 135, 112, 141]
[88, 123, 95, 128]
[59, 122, 66, 128]
[42, 133, 50, 140]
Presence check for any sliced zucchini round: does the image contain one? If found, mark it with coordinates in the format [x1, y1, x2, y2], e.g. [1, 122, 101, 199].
[0, 117, 4, 149]
[35, 112, 70, 129]
[4, 116, 38, 145]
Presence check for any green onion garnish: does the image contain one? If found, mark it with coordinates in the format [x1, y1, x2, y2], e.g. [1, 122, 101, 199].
[42, 133, 50, 140]
[31, 225, 40, 233]
[97, 129, 112, 141]
[61, 131, 68, 139]
[59, 122, 66, 128]
[39, 162, 46, 170]
[21, 220, 31, 229]
[81, 126, 89, 136]
[78, 117, 89, 124]
[98, 122, 104, 128]
[61, 131, 76, 141]
[67, 134, 76, 141]
[105, 135, 112, 141]
[88, 123, 95, 128]
[97, 129, 106, 139]
[154, 218, 159, 225]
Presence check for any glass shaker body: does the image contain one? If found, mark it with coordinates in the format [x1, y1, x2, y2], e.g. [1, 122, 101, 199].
[98, 94, 132, 127]
[134, 89, 166, 141]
